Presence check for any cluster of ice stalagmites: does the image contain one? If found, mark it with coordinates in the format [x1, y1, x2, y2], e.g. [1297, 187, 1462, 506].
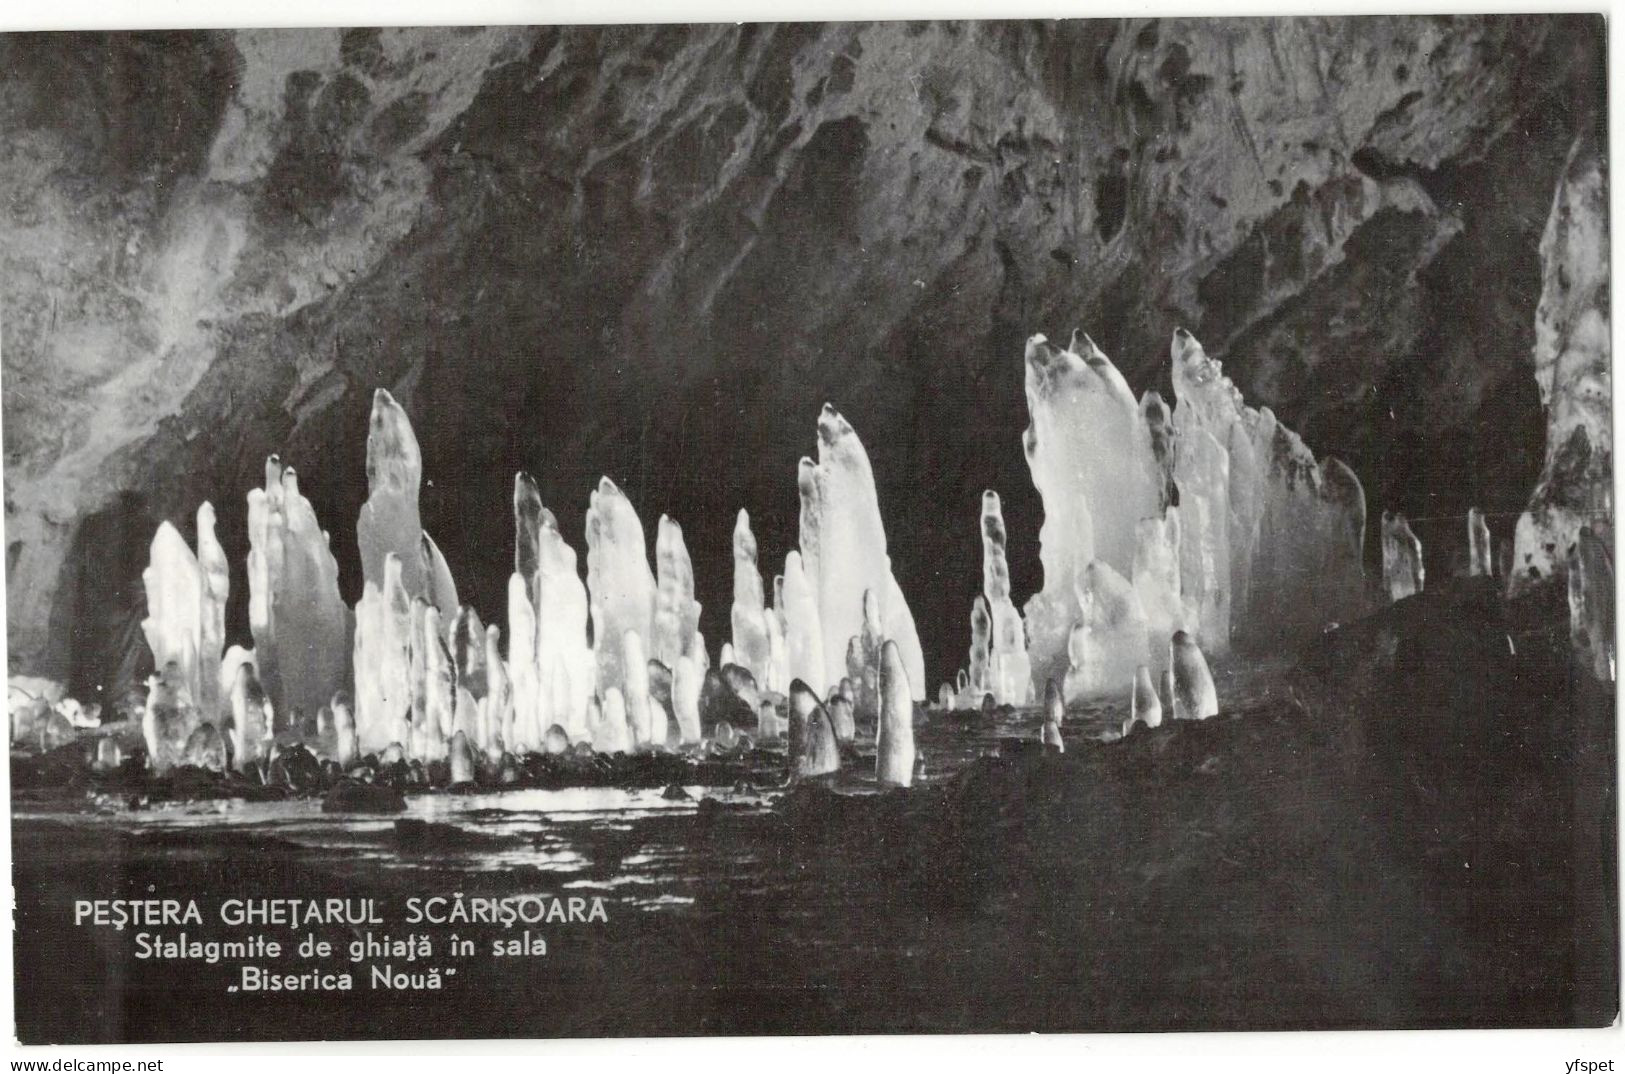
[943, 327, 1368, 715]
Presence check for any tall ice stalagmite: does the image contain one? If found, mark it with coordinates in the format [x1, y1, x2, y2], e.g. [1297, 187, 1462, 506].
[585, 477, 657, 700]
[357, 389, 430, 599]
[1381, 512, 1425, 601]
[1021, 332, 1161, 690]
[799, 406, 926, 698]
[980, 491, 1032, 704]
[247, 457, 351, 725]
[730, 510, 773, 687]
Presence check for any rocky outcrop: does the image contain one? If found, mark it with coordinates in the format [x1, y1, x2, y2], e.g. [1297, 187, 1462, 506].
[0, 18, 1606, 692]
[1511, 133, 1612, 596]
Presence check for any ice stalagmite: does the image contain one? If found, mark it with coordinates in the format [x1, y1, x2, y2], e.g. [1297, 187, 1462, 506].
[765, 615, 789, 695]
[1174, 429, 1231, 652]
[1131, 665, 1162, 729]
[1063, 562, 1150, 701]
[980, 491, 1032, 705]
[782, 552, 827, 693]
[219, 645, 256, 708]
[1381, 512, 1425, 601]
[653, 516, 702, 666]
[585, 478, 657, 699]
[247, 458, 352, 726]
[1170, 631, 1218, 721]
[1041, 679, 1065, 752]
[1169, 330, 1365, 652]
[451, 607, 487, 699]
[141, 522, 206, 718]
[800, 406, 926, 699]
[1468, 508, 1494, 577]
[357, 389, 429, 598]
[352, 553, 414, 753]
[730, 511, 773, 686]
[876, 641, 915, 787]
[484, 624, 511, 749]
[195, 504, 229, 723]
[1142, 392, 1178, 512]
[1021, 332, 1161, 691]
[534, 499, 594, 740]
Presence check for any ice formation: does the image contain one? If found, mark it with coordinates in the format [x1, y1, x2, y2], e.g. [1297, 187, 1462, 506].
[1381, 512, 1425, 602]
[980, 492, 1032, 704]
[357, 389, 430, 599]
[228, 662, 271, 771]
[1168, 329, 1366, 651]
[1169, 631, 1218, 721]
[672, 655, 704, 744]
[729, 510, 774, 687]
[1021, 332, 1162, 689]
[1468, 508, 1494, 577]
[1131, 665, 1163, 729]
[876, 640, 916, 787]
[511, 473, 594, 742]
[422, 532, 460, 621]
[140, 520, 215, 730]
[789, 684, 840, 780]
[141, 661, 195, 774]
[585, 478, 657, 700]
[781, 552, 827, 693]
[1041, 679, 1064, 753]
[246, 457, 352, 725]
[797, 406, 926, 698]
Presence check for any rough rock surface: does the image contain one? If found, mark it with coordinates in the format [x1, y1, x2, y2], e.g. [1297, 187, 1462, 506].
[0, 18, 1606, 692]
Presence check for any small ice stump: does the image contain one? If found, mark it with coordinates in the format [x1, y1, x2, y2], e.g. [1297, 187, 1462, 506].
[876, 640, 916, 787]
[981, 491, 1033, 705]
[592, 689, 633, 755]
[1131, 665, 1163, 729]
[800, 407, 927, 698]
[827, 692, 856, 743]
[182, 723, 227, 773]
[1041, 679, 1064, 753]
[1381, 511, 1426, 601]
[1468, 507, 1494, 577]
[1170, 631, 1218, 721]
[248, 458, 352, 727]
[448, 730, 476, 784]
[1063, 561, 1150, 702]
[331, 693, 358, 768]
[585, 478, 657, 699]
[142, 661, 196, 774]
[1021, 332, 1161, 690]
[789, 690, 840, 780]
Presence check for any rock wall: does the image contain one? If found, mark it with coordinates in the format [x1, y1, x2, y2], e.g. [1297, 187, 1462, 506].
[0, 17, 1606, 694]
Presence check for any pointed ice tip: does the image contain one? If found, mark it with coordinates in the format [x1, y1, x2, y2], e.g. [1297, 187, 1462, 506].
[597, 476, 620, 497]
[1172, 630, 1195, 647]
[1174, 327, 1193, 341]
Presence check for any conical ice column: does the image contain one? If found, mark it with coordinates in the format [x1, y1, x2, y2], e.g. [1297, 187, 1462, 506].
[357, 389, 429, 599]
[1170, 631, 1218, 721]
[1131, 665, 1163, 729]
[195, 503, 229, 723]
[506, 573, 540, 752]
[1041, 679, 1065, 752]
[1381, 512, 1426, 601]
[228, 663, 271, 772]
[585, 477, 656, 698]
[801, 406, 927, 698]
[653, 516, 702, 666]
[533, 494, 594, 740]
[421, 532, 460, 621]
[730, 510, 773, 687]
[980, 491, 1032, 704]
[967, 596, 992, 699]
[1020, 332, 1161, 692]
[248, 458, 352, 727]
[876, 640, 916, 787]
[141, 521, 209, 731]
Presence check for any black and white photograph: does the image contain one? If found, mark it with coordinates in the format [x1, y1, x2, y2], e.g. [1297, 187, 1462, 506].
[0, 10, 1615, 1049]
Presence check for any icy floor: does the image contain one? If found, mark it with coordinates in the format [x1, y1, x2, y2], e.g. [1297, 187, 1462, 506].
[14, 659, 1290, 916]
